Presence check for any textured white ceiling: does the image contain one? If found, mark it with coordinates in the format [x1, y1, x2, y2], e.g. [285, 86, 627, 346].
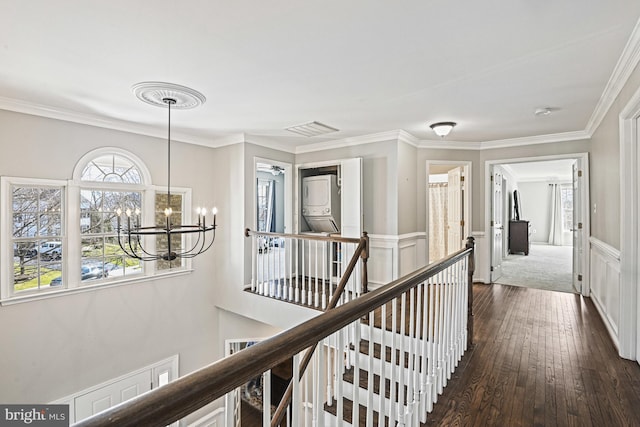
[1, 1, 639, 151]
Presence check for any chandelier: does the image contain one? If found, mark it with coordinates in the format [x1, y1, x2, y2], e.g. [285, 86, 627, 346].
[115, 82, 217, 262]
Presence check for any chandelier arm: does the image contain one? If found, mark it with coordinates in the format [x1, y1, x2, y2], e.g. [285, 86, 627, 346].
[117, 231, 145, 260]
[175, 226, 205, 256]
[177, 228, 216, 258]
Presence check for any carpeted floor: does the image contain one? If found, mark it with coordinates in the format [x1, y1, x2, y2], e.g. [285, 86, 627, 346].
[495, 243, 575, 293]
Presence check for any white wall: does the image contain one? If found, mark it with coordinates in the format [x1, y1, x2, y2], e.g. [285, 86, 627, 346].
[517, 182, 551, 243]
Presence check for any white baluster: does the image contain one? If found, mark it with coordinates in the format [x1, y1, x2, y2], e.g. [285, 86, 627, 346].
[366, 310, 374, 427]
[336, 328, 344, 425]
[378, 302, 388, 427]
[291, 353, 301, 427]
[351, 316, 361, 427]
[388, 297, 397, 426]
[262, 370, 271, 427]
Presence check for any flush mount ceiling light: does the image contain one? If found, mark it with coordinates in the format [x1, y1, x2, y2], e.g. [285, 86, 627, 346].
[429, 121, 457, 137]
[534, 107, 553, 116]
[116, 82, 217, 263]
[285, 121, 339, 137]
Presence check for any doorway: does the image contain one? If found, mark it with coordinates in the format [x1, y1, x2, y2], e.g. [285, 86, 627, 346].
[255, 160, 290, 233]
[487, 154, 589, 295]
[426, 161, 471, 264]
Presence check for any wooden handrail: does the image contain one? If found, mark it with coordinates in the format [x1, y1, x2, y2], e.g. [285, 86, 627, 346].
[245, 228, 362, 245]
[74, 237, 473, 427]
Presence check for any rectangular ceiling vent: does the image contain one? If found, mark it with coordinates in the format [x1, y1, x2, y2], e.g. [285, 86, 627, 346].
[285, 121, 339, 137]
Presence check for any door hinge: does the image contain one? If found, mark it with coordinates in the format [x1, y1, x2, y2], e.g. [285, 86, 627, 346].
[491, 220, 494, 226]
[578, 170, 583, 177]
[460, 220, 465, 227]
[578, 222, 583, 229]
[578, 274, 583, 281]
[490, 266, 494, 272]
[490, 175, 494, 182]
[460, 176, 465, 182]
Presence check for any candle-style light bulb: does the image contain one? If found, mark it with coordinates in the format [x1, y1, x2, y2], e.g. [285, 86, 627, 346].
[202, 208, 207, 216]
[125, 208, 132, 217]
[134, 208, 140, 216]
[164, 207, 172, 217]
[116, 208, 122, 216]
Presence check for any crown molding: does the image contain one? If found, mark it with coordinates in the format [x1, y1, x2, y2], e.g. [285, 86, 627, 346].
[417, 138, 483, 150]
[0, 96, 218, 147]
[586, 17, 640, 136]
[294, 129, 403, 154]
[478, 130, 590, 149]
[242, 133, 300, 153]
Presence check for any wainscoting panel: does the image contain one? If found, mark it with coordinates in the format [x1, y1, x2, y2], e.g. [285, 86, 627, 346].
[367, 233, 426, 289]
[589, 237, 621, 349]
[471, 232, 488, 283]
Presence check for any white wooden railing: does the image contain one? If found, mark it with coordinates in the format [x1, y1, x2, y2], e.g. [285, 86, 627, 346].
[268, 240, 474, 426]
[245, 229, 369, 310]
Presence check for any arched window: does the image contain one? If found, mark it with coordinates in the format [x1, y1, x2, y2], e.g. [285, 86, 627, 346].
[75, 149, 151, 283]
[80, 153, 143, 184]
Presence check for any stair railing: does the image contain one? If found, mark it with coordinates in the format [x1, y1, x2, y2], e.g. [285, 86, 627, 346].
[73, 237, 474, 427]
[244, 228, 369, 310]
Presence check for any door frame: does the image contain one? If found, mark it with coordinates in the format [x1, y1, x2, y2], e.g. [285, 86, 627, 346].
[425, 160, 472, 263]
[253, 157, 293, 234]
[484, 152, 590, 296]
[619, 85, 640, 361]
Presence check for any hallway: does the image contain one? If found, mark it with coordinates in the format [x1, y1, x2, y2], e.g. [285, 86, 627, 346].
[424, 283, 640, 426]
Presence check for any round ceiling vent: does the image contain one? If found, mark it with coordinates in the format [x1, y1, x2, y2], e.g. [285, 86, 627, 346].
[132, 82, 206, 109]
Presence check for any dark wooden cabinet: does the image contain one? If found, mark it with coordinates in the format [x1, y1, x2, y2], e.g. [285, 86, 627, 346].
[509, 220, 530, 255]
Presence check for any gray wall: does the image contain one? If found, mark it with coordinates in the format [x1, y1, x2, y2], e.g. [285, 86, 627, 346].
[397, 141, 418, 235]
[590, 62, 640, 249]
[296, 140, 398, 235]
[0, 110, 224, 406]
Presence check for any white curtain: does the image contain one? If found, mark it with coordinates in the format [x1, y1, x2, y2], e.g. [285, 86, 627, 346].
[548, 184, 563, 245]
[429, 183, 448, 262]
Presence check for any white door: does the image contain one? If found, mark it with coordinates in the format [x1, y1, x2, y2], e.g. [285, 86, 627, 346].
[75, 370, 152, 422]
[491, 167, 504, 282]
[572, 160, 583, 293]
[340, 158, 363, 238]
[447, 167, 463, 255]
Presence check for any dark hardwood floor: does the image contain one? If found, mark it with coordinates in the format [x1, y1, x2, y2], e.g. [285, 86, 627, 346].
[424, 283, 640, 427]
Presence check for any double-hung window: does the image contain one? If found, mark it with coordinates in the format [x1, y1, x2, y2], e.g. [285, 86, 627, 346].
[2, 179, 65, 296]
[79, 153, 145, 282]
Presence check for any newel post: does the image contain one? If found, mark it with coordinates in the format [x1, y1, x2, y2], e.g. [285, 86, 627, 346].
[466, 236, 475, 348]
[361, 231, 369, 293]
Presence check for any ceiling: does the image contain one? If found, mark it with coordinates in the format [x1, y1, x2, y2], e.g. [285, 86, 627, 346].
[1, 1, 639, 152]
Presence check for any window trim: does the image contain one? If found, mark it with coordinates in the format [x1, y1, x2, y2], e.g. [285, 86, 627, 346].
[1, 176, 68, 301]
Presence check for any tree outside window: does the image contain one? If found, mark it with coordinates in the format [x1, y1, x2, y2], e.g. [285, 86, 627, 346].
[11, 185, 63, 292]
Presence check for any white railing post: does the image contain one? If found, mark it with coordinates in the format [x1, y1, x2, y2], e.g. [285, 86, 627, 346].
[291, 353, 301, 427]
